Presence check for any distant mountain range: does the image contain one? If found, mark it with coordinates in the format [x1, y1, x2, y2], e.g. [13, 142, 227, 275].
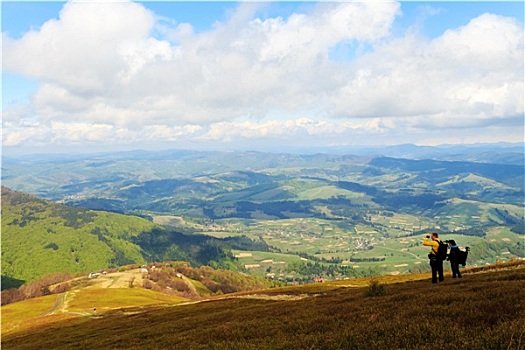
[340, 143, 524, 165]
[3, 142, 524, 165]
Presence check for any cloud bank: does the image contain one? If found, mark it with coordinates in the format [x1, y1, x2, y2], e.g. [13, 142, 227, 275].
[3, 1, 523, 151]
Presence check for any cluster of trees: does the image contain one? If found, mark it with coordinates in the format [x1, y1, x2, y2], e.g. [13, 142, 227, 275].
[192, 265, 275, 294]
[1, 272, 76, 305]
[50, 205, 95, 228]
[349, 257, 386, 262]
[373, 193, 447, 212]
[286, 261, 381, 281]
[507, 242, 523, 257]
[493, 208, 525, 235]
[335, 181, 380, 196]
[142, 262, 275, 297]
[143, 266, 197, 298]
[4, 186, 96, 230]
[134, 228, 268, 270]
[232, 201, 313, 219]
[202, 195, 371, 221]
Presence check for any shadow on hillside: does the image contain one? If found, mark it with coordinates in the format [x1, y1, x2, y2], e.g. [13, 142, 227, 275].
[1, 275, 26, 290]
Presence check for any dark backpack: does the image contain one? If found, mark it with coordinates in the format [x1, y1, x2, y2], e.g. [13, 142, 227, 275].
[436, 240, 448, 261]
[456, 247, 470, 266]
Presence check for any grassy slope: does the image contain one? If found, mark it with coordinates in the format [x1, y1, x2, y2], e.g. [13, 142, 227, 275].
[1, 187, 155, 285]
[2, 262, 524, 350]
[1, 268, 187, 336]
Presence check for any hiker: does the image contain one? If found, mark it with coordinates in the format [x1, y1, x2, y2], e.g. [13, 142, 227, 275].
[423, 233, 445, 284]
[447, 240, 462, 278]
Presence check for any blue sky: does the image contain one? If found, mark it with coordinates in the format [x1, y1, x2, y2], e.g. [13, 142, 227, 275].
[4, 2, 523, 38]
[2, 1, 524, 154]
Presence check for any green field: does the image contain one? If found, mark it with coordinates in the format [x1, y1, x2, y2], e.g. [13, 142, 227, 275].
[150, 207, 524, 282]
[193, 214, 524, 279]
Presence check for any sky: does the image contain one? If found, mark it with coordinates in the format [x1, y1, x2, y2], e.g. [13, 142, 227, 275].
[2, 1, 524, 155]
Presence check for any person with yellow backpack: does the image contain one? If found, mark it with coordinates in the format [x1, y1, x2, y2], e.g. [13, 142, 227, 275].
[423, 232, 447, 284]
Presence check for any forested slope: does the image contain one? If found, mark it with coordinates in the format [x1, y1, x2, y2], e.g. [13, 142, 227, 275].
[1, 187, 266, 289]
[1, 187, 154, 287]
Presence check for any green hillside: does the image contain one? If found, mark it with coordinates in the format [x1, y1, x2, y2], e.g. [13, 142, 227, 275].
[1, 187, 272, 289]
[1, 187, 154, 287]
[2, 261, 524, 350]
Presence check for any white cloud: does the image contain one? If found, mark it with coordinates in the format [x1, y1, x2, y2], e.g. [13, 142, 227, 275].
[331, 13, 524, 126]
[198, 117, 392, 145]
[2, 1, 523, 150]
[254, 2, 399, 63]
[4, 2, 163, 93]
[143, 124, 202, 141]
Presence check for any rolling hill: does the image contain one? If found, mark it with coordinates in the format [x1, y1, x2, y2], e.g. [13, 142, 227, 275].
[1, 187, 268, 289]
[2, 261, 524, 350]
[1, 187, 154, 287]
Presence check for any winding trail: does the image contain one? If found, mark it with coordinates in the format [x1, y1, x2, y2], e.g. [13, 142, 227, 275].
[40, 269, 147, 318]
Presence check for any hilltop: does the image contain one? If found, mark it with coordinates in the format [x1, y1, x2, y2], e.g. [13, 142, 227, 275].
[2, 261, 524, 350]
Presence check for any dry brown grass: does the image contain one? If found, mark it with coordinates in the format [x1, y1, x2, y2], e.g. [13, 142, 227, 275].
[2, 261, 524, 350]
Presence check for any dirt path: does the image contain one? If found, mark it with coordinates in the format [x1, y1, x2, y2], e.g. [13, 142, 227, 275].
[181, 275, 198, 295]
[43, 290, 91, 316]
[42, 294, 65, 316]
[42, 269, 146, 318]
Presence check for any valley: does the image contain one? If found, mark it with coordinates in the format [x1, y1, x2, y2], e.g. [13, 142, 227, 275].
[2, 146, 524, 284]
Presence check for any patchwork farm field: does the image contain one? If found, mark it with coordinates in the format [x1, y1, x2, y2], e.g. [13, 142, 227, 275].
[151, 211, 524, 280]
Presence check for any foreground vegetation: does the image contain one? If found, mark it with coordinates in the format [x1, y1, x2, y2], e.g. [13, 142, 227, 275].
[2, 261, 524, 350]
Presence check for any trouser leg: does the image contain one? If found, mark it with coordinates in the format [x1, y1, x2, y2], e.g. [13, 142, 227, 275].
[451, 262, 462, 278]
[430, 259, 437, 283]
[437, 260, 444, 282]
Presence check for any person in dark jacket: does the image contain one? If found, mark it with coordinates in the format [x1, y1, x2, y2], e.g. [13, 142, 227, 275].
[447, 240, 462, 278]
